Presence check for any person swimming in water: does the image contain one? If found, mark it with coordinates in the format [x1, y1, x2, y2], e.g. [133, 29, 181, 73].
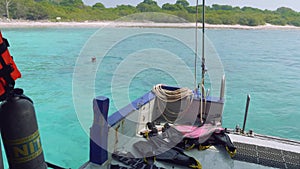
[91, 57, 96, 63]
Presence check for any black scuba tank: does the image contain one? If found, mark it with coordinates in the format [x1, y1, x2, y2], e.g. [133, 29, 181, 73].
[0, 89, 47, 169]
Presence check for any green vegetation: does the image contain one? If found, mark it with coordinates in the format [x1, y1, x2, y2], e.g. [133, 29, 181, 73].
[0, 0, 300, 26]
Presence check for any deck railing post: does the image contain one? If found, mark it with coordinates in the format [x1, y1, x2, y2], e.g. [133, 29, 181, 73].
[242, 94, 251, 133]
[220, 75, 225, 100]
[90, 96, 109, 165]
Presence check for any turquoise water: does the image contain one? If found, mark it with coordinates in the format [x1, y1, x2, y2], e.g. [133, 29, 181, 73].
[0, 28, 300, 168]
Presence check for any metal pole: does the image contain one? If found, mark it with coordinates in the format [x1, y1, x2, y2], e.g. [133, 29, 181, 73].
[194, 0, 199, 91]
[242, 94, 251, 133]
[220, 75, 225, 100]
[197, 0, 206, 124]
[200, 0, 206, 124]
[201, 0, 205, 88]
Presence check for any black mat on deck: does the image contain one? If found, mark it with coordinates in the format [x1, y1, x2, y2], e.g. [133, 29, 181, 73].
[233, 142, 300, 169]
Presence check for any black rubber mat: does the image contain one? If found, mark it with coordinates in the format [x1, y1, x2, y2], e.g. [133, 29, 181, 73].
[233, 142, 300, 169]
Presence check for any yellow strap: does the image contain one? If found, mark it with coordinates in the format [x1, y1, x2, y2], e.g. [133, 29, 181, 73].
[143, 157, 148, 163]
[225, 146, 237, 158]
[189, 159, 202, 169]
[186, 144, 196, 151]
[143, 131, 150, 139]
[143, 156, 156, 164]
[198, 144, 211, 151]
[113, 125, 120, 152]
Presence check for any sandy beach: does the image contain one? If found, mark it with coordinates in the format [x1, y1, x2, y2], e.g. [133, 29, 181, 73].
[0, 20, 300, 29]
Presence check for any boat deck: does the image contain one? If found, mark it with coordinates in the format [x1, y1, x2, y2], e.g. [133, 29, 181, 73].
[81, 132, 300, 169]
[81, 95, 300, 169]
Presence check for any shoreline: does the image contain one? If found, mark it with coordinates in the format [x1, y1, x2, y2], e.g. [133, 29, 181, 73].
[0, 20, 300, 30]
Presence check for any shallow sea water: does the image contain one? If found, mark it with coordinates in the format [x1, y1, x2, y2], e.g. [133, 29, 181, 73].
[0, 27, 299, 168]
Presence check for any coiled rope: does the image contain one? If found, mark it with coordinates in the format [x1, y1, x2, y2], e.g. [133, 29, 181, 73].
[152, 84, 193, 102]
[152, 84, 194, 123]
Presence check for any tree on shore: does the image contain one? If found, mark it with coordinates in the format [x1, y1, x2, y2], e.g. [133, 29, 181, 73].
[175, 0, 189, 8]
[136, 0, 161, 12]
[0, 0, 14, 19]
[92, 2, 105, 10]
[5, 0, 12, 18]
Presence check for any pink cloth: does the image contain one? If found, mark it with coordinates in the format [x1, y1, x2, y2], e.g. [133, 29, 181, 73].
[174, 125, 198, 134]
[175, 124, 223, 143]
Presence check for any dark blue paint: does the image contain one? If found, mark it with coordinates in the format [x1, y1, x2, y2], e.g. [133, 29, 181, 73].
[108, 91, 155, 126]
[90, 96, 109, 165]
[161, 85, 180, 91]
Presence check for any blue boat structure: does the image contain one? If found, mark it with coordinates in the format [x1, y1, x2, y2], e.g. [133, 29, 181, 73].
[79, 82, 300, 169]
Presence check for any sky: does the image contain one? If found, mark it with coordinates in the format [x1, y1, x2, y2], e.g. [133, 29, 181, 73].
[82, 0, 300, 12]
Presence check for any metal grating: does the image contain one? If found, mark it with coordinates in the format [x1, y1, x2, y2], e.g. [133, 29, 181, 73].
[233, 142, 300, 169]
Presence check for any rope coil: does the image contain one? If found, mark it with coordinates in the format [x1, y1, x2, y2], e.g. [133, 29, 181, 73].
[152, 84, 194, 123]
[152, 84, 193, 102]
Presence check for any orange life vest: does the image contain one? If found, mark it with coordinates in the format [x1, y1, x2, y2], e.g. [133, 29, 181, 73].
[0, 31, 21, 100]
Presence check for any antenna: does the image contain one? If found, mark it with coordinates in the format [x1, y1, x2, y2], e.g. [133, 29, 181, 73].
[195, 0, 206, 90]
[194, 0, 199, 91]
[196, 0, 206, 124]
[201, 0, 205, 89]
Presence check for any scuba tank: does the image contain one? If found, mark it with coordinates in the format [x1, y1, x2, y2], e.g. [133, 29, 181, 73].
[0, 32, 47, 169]
[0, 89, 47, 169]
